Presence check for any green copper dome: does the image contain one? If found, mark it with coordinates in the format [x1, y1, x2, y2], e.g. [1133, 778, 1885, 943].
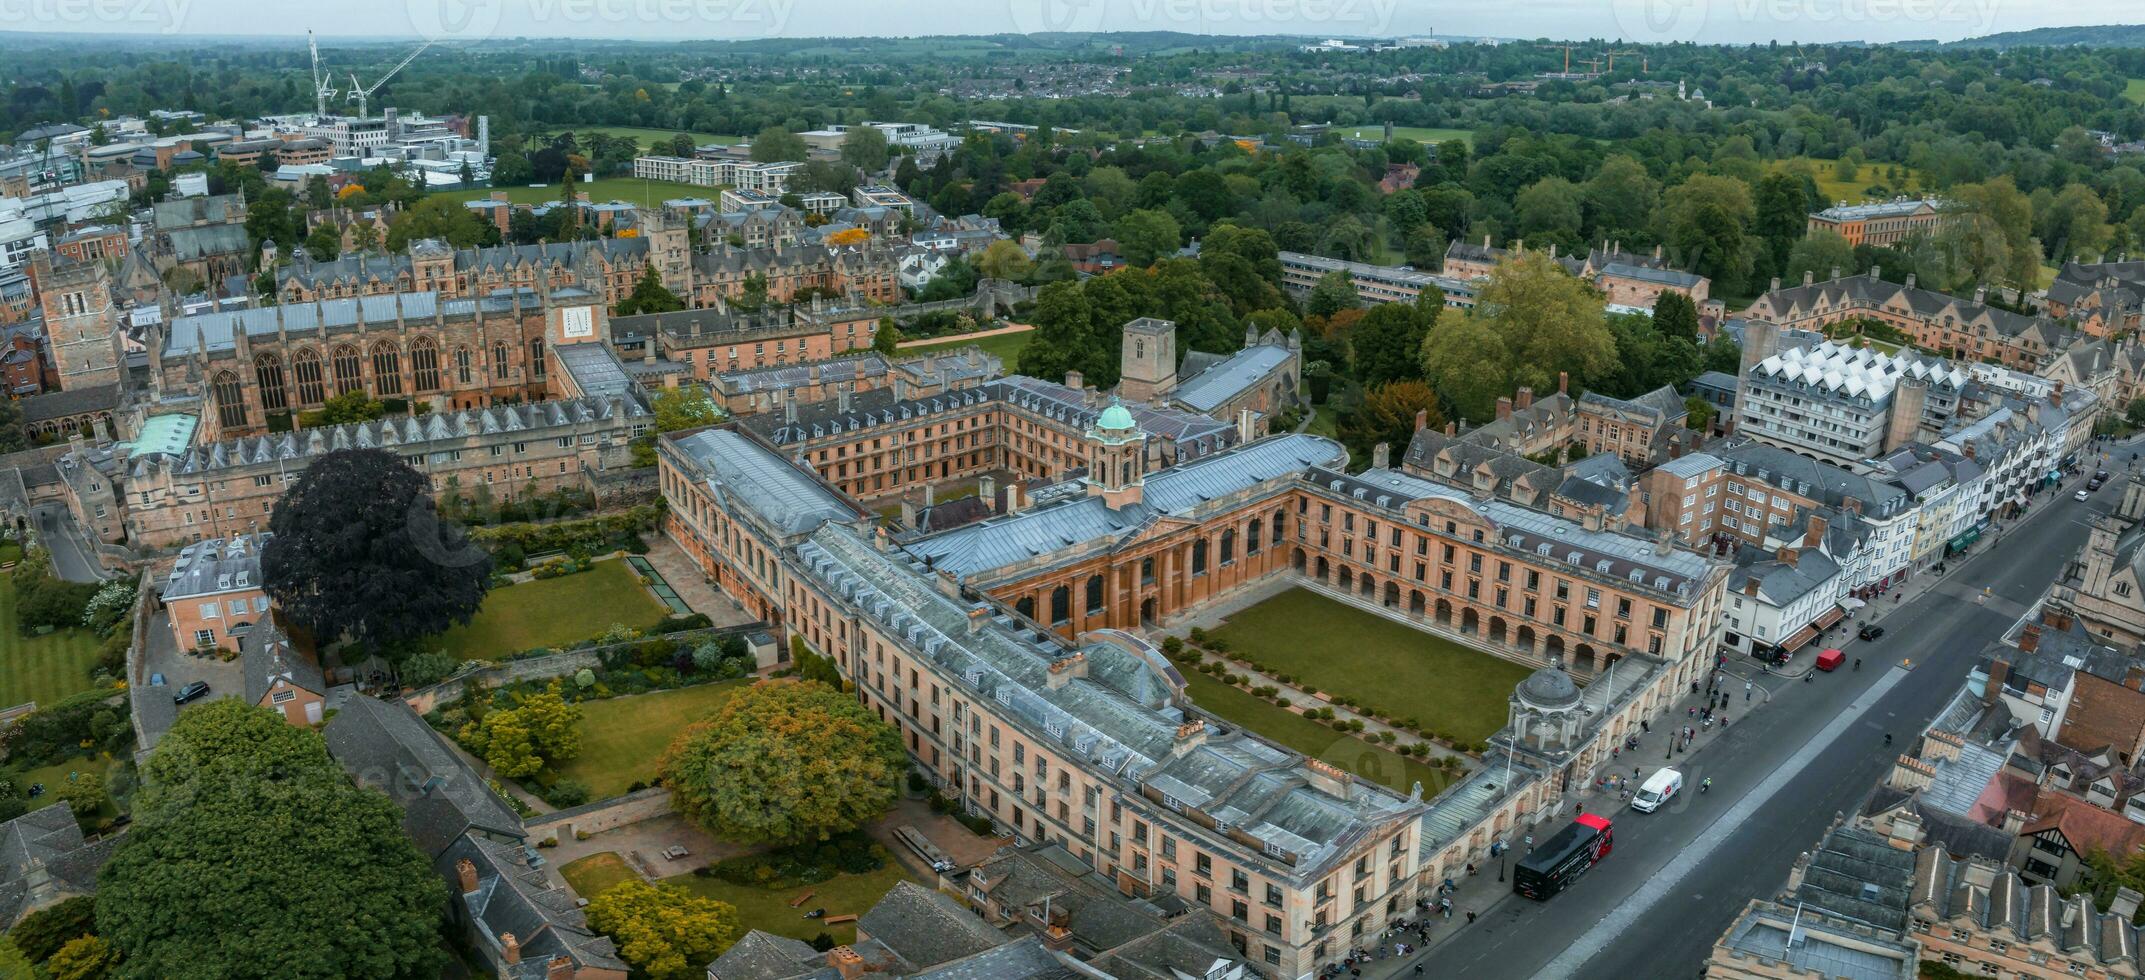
[1096, 400, 1136, 431]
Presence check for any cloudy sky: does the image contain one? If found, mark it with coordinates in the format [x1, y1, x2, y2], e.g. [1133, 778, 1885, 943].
[3, 0, 2135, 45]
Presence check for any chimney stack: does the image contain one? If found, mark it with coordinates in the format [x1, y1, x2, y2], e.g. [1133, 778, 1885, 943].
[546, 956, 574, 980]
[1804, 514, 1828, 548]
[1065, 369, 1083, 390]
[1414, 409, 1429, 433]
[500, 934, 520, 965]
[1515, 386, 1534, 410]
[979, 475, 997, 512]
[828, 946, 867, 980]
[1495, 396, 1513, 420]
[456, 859, 480, 894]
[1372, 442, 1390, 470]
[1443, 420, 1457, 436]
[1803, 270, 1814, 286]
[2019, 623, 2043, 654]
[1557, 371, 1569, 395]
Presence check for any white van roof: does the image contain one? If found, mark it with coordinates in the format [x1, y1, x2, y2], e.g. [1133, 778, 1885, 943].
[1641, 769, 1682, 793]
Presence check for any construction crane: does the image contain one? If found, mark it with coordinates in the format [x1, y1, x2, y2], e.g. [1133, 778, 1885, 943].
[1537, 43, 1580, 74]
[1577, 58, 1604, 75]
[307, 30, 339, 119]
[346, 39, 434, 119]
[1605, 49, 1647, 74]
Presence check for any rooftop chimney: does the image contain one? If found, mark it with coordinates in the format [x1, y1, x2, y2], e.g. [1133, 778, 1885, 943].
[1557, 371, 1570, 395]
[1372, 442, 1390, 470]
[1803, 271, 1814, 286]
[500, 934, 520, 965]
[1495, 396, 1513, 420]
[1804, 514, 1828, 548]
[456, 858, 480, 894]
[546, 956, 574, 980]
[1515, 386, 1534, 410]
[1415, 409, 1429, 433]
[1065, 369, 1083, 390]
[2115, 889, 2144, 922]
[828, 946, 867, 980]
[1769, 277, 1781, 292]
[2019, 623, 2042, 654]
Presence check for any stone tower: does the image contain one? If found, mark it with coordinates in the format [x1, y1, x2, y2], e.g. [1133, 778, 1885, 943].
[644, 208, 694, 298]
[1118, 317, 1177, 403]
[29, 251, 123, 390]
[1085, 398, 1148, 511]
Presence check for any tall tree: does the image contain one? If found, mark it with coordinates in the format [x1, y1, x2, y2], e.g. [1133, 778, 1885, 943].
[2038, 183, 2111, 264]
[1339, 380, 1444, 463]
[1785, 230, 1858, 285]
[1582, 155, 1660, 246]
[1514, 176, 1584, 250]
[1938, 177, 2042, 293]
[1657, 175, 1757, 290]
[748, 125, 808, 164]
[660, 679, 905, 846]
[95, 702, 447, 979]
[1438, 252, 1617, 404]
[1114, 208, 1182, 268]
[1753, 171, 1813, 277]
[585, 880, 740, 980]
[1349, 301, 1432, 388]
[1420, 312, 1511, 424]
[614, 264, 685, 316]
[1651, 291, 1701, 342]
[262, 449, 491, 657]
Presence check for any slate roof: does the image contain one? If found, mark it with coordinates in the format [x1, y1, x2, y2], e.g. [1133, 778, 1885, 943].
[19, 383, 119, 424]
[441, 834, 629, 979]
[239, 616, 325, 706]
[1746, 276, 2069, 350]
[859, 881, 1009, 968]
[550, 341, 638, 400]
[902, 434, 1343, 580]
[1728, 543, 1842, 607]
[277, 237, 651, 292]
[742, 376, 1237, 459]
[161, 290, 536, 356]
[1171, 343, 1291, 414]
[1793, 825, 1919, 932]
[668, 429, 858, 538]
[1914, 846, 2141, 967]
[0, 805, 115, 929]
[127, 397, 644, 480]
[322, 695, 524, 857]
[161, 532, 268, 601]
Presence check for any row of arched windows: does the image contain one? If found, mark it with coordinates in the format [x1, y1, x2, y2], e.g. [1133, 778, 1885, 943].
[213, 335, 546, 431]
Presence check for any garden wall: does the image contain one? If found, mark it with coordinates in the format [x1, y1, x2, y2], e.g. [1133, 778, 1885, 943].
[527, 786, 672, 841]
[401, 622, 770, 713]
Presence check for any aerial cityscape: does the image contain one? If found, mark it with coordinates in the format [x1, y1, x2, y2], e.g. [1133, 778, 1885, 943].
[9, 8, 2145, 980]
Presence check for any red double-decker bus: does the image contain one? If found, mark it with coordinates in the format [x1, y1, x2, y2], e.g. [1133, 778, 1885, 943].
[1512, 813, 1613, 900]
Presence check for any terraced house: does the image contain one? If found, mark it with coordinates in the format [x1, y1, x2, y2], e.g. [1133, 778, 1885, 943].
[1741, 271, 2078, 371]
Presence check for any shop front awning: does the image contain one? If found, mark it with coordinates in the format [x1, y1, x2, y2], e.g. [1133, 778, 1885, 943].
[1781, 622, 1822, 652]
[1814, 605, 1847, 630]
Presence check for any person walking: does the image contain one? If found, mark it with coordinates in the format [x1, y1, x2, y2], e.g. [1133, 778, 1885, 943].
[1745, 680, 1753, 701]
[1466, 910, 1478, 924]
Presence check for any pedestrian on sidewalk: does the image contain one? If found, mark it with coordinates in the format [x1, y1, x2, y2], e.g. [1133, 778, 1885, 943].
[1466, 910, 1478, 924]
[1745, 680, 1753, 701]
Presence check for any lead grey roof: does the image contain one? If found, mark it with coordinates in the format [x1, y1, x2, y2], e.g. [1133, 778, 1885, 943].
[322, 695, 524, 857]
[1172, 343, 1291, 414]
[240, 617, 325, 706]
[903, 433, 1342, 579]
[438, 834, 629, 978]
[161, 290, 534, 356]
[670, 429, 857, 537]
[1321, 467, 1718, 597]
[796, 522, 1421, 883]
[161, 531, 269, 601]
[857, 881, 1008, 968]
[1793, 825, 1918, 932]
[550, 341, 637, 400]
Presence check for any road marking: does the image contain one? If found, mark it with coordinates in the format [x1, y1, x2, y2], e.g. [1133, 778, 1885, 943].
[1538, 665, 1912, 979]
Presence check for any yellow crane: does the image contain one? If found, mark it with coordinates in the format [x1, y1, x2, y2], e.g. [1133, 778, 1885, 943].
[1537, 43, 1580, 74]
[1606, 49, 1648, 74]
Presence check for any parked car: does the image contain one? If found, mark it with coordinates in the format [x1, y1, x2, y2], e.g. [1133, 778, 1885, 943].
[148, 672, 166, 687]
[173, 680, 210, 704]
[1857, 624, 1885, 641]
[2077, 489, 2093, 502]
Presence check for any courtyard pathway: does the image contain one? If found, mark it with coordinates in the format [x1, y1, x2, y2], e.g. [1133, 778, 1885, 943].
[1161, 576, 1475, 767]
[643, 537, 759, 627]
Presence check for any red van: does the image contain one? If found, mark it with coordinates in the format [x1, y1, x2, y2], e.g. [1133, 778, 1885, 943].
[1815, 649, 1845, 672]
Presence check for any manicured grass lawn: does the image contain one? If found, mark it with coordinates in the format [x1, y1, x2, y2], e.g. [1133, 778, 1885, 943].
[559, 852, 642, 899]
[1771, 157, 1926, 206]
[1208, 588, 1533, 744]
[2126, 79, 2145, 104]
[6, 754, 114, 817]
[0, 579, 106, 712]
[552, 681, 748, 799]
[901, 326, 1033, 367]
[432, 175, 722, 207]
[1180, 670, 1455, 797]
[532, 125, 744, 148]
[666, 862, 913, 946]
[432, 560, 668, 662]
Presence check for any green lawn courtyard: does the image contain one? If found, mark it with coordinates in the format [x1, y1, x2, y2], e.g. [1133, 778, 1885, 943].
[1207, 588, 1533, 744]
[552, 681, 748, 799]
[0, 579, 105, 712]
[665, 861, 914, 946]
[432, 560, 669, 662]
[1180, 670, 1455, 797]
[559, 852, 641, 899]
[901, 327, 1033, 367]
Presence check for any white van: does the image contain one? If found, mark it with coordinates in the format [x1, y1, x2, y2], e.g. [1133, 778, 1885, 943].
[1631, 769, 1683, 813]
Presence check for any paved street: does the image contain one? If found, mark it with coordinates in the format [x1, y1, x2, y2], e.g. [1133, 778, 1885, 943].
[32, 501, 106, 582]
[1394, 450, 2129, 980]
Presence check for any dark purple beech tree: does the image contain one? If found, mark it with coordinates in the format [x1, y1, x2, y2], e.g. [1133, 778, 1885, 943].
[262, 448, 491, 661]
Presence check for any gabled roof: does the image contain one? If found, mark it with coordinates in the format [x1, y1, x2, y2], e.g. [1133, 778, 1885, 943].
[441, 834, 629, 979]
[669, 429, 859, 538]
[239, 616, 325, 706]
[322, 696, 524, 856]
[858, 881, 1009, 969]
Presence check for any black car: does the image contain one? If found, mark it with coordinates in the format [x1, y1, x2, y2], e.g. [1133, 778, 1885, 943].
[173, 680, 211, 704]
[1858, 624, 1885, 641]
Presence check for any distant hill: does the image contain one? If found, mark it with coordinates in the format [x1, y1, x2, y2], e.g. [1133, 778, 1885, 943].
[1936, 24, 2145, 49]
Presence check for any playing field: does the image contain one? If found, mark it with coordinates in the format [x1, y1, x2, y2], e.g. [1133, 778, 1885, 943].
[432, 175, 721, 207]
[531, 125, 744, 148]
[1344, 125, 1474, 147]
[2126, 79, 2145, 105]
[0, 579, 105, 712]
